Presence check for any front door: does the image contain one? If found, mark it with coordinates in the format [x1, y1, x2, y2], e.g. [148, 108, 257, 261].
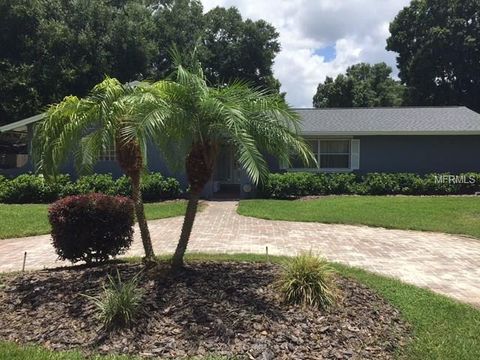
[215, 145, 240, 185]
[214, 145, 241, 197]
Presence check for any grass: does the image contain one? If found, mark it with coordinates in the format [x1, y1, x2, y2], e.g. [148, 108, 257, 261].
[0, 343, 136, 360]
[1, 253, 479, 359]
[0, 201, 190, 239]
[238, 196, 480, 239]
[0, 341, 231, 360]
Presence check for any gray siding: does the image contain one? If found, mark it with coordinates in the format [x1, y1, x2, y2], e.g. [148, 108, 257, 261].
[0, 139, 188, 188]
[3, 134, 480, 198]
[356, 135, 480, 174]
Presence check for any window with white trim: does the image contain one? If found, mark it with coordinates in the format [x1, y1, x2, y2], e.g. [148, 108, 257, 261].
[99, 144, 116, 161]
[319, 140, 350, 169]
[290, 139, 318, 169]
[289, 139, 358, 171]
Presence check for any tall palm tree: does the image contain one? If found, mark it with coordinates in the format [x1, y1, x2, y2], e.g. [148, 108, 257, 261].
[137, 56, 315, 268]
[33, 78, 168, 264]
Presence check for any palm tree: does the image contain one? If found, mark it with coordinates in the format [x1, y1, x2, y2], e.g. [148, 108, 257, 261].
[33, 78, 168, 264]
[138, 56, 315, 268]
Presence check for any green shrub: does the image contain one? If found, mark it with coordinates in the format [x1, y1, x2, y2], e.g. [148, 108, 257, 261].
[0, 174, 73, 203]
[259, 172, 480, 198]
[277, 253, 338, 309]
[362, 173, 424, 195]
[115, 175, 132, 197]
[460, 173, 480, 193]
[0, 172, 182, 203]
[141, 173, 181, 201]
[48, 193, 135, 263]
[326, 173, 357, 194]
[260, 172, 358, 198]
[74, 174, 117, 195]
[84, 269, 144, 329]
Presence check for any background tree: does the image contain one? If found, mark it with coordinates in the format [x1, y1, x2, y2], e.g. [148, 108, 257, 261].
[136, 53, 314, 268]
[313, 63, 405, 108]
[1, 0, 282, 126]
[387, 0, 480, 111]
[0, 0, 157, 126]
[151, 0, 205, 79]
[33, 78, 167, 264]
[201, 6, 281, 92]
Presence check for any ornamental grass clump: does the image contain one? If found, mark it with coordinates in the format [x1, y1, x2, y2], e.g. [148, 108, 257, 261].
[278, 253, 338, 309]
[85, 270, 144, 329]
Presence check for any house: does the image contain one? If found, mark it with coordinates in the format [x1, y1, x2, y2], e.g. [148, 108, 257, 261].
[1, 106, 480, 198]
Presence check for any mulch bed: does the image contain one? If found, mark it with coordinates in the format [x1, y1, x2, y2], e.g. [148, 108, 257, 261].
[0, 262, 410, 359]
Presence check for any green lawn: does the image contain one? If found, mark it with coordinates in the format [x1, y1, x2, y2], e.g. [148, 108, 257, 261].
[0, 201, 189, 239]
[1, 253, 479, 360]
[0, 342, 229, 360]
[238, 196, 480, 239]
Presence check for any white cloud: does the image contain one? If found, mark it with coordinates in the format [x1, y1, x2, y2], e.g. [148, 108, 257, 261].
[202, 0, 410, 107]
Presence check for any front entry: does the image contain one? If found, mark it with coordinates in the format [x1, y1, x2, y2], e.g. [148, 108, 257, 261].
[213, 145, 241, 198]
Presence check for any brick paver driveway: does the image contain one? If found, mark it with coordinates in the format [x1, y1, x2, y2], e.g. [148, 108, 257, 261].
[1, 201, 479, 307]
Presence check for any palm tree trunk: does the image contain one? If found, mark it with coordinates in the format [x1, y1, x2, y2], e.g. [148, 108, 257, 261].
[130, 172, 156, 264]
[171, 140, 218, 269]
[171, 192, 200, 268]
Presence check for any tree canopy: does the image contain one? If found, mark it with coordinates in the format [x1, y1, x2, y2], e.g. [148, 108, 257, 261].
[0, 0, 281, 125]
[313, 63, 405, 108]
[387, 0, 480, 111]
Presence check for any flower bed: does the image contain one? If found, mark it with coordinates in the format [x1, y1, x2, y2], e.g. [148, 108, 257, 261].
[0, 262, 410, 359]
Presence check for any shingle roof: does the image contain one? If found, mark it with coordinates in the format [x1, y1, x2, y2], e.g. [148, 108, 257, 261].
[296, 107, 480, 135]
[2, 105, 480, 135]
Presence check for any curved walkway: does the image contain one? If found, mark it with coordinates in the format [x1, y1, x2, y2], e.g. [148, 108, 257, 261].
[1, 201, 479, 307]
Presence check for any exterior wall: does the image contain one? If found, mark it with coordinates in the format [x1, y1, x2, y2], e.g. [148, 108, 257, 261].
[0, 137, 189, 189]
[356, 135, 480, 174]
[3, 131, 480, 198]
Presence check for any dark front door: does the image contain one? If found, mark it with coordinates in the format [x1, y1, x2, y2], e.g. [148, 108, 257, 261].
[214, 145, 241, 197]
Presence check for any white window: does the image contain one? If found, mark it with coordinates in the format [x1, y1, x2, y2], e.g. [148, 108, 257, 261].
[290, 139, 318, 169]
[319, 140, 350, 169]
[99, 144, 116, 162]
[288, 139, 360, 171]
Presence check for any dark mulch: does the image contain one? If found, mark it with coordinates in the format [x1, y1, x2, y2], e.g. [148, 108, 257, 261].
[0, 262, 410, 359]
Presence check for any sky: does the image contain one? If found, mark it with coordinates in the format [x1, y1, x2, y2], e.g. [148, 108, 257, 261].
[202, 0, 411, 107]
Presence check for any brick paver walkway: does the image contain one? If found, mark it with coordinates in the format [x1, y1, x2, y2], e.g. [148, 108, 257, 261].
[1, 201, 479, 307]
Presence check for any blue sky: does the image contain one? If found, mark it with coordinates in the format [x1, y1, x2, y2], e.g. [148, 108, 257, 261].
[314, 46, 336, 63]
[203, 0, 410, 107]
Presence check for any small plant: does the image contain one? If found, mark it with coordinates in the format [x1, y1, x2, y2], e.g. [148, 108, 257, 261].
[277, 253, 338, 309]
[84, 269, 144, 329]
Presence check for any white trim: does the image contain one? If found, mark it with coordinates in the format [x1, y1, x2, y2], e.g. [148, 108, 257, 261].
[301, 131, 480, 136]
[0, 113, 46, 133]
[350, 139, 360, 170]
[287, 168, 352, 173]
[288, 138, 354, 172]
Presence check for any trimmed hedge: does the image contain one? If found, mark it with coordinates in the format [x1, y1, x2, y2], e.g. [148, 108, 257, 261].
[259, 172, 480, 199]
[49, 194, 135, 263]
[0, 173, 181, 204]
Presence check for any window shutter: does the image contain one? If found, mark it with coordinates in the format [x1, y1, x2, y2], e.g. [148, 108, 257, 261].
[350, 139, 360, 170]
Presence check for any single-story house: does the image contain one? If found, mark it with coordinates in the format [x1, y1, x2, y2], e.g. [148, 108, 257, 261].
[1, 106, 480, 198]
